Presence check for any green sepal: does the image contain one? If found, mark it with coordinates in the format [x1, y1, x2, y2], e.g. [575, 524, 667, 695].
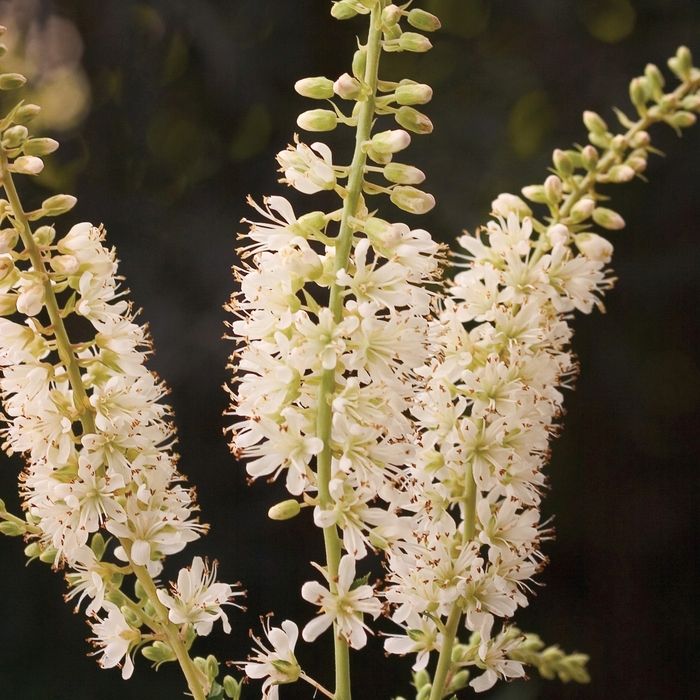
[349, 571, 370, 590]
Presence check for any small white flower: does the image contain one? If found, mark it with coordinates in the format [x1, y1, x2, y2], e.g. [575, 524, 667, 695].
[156, 556, 242, 636]
[301, 555, 382, 649]
[89, 602, 139, 679]
[245, 619, 301, 700]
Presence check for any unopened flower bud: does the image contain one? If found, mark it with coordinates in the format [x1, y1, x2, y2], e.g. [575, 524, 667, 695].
[12, 155, 43, 175]
[681, 94, 700, 111]
[668, 111, 697, 128]
[553, 148, 574, 177]
[383, 22, 402, 40]
[368, 529, 389, 550]
[395, 106, 433, 134]
[398, 32, 432, 53]
[521, 184, 547, 203]
[583, 110, 608, 135]
[569, 197, 596, 223]
[581, 145, 599, 171]
[491, 193, 532, 218]
[297, 109, 338, 132]
[39, 546, 58, 564]
[17, 283, 44, 316]
[417, 685, 432, 700]
[294, 76, 334, 100]
[352, 49, 367, 80]
[333, 73, 363, 100]
[629, 131, 650, 148]
[544, 175, 563, 204]
[13, 103, 40, 125]
[629, 77, 650, 110]
[575, 232, 613, 262]
[592, 206, 625, 230]
[50, 254, 80, 275]
[626, 155, 647, 173]
[0, 257, 14, 282]
[0, 72, 26, 90]
[382, 4, 402, 26]
[668, 46, 693, 80]
[547, 223, 570, 246]
[644, 63, 665, 91]
[33, 225, 56, 246]
[23, 138, 59, 156]
[0, 227, 17, 254]
[0, 520, 24, 536]
[369, 128, 411, 154]
[24, 542, 41, 559]
[331, 1, 358, 19]
[2, 125, 27, 149]
[0, 45, 6, 59]
[223, 676, 243, 700]
[384, 162, 425, 184]
[414, 669, 431, 690]
[606, 164, 635, 183]
[0, 293, 15, 315]
[407, 8, 441, 31]
[42, 194, 77, 216]
[268, 499, 301, 520]
[390, 186, 435, 214]
[395, 83, 433, 105]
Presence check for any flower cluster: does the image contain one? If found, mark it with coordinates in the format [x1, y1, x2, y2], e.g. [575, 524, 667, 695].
[0, 52, 237, 692]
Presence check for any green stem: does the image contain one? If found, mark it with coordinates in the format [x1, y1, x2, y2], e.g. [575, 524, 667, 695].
[314, 4, 386, 700]
[0, 155, 208, 700]
[429, 464, 477, 700]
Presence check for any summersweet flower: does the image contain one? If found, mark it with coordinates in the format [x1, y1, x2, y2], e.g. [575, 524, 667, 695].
[89, 602, 140, 679]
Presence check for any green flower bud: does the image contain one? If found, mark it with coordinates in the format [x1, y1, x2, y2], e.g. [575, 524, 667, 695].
[544, 175, 563, 204]
[33, 225, 56, 246]
[668, 110, 697, 128]
[368, 529, 389, 550]
[668, 46, 693, 80]
[0, 499, 5, 513]
[592, 206, 625, 230]
[90, 532, 108, 560]
[629, 77, 650, 110]
[416, 684, 432, 700]
[24, 542, 41, 560]
[394, 105, 433, 134]
[122, 605, 141, 627]
[626, 155, 647, 173]
[294, 77, 334, 100]
[223, 676, 243, 700]
[369, 128, 411, 154]
[333, 72, 363, 100]
[382, 4, 402, 26]
[395, 83, 433, 106]
[0, 520, 24, 536]
[268, 499, 301, 520]
[552, 148, 574, 177]
[447, 670, 470, 692]
[407, 8, 441, 32]
[0, 73, 26, 90]
[413, 669, 431, 689]
[607, 164, 635, 183]
[583, 110, 608, 135]
[581, 144, 599, 171]
[390, 186, 435, 214]
[2, 125, 28, 149]
[588, 131, 611, 149]
[205, 655, 220, 683]
[13, 103, 41, 125]
[142, 640, 177, 666]
[0, 45, 6, 59]
[0, 227, 18, 254]
[521, 184, 547, 203]
[384, 162, 425, 184]
[23, 138, 60, 156]
[383, 23, 402, 41]
[296, 109, 338, 132]
[12, 155, 43, 175]
[42, 194, 77, 216]
[331, 1, 358, 20]
[644, 63, 665, 92]
[0, 293, 17, 316]
[681, 94, 700, 111]
[398, 32, 432, 53]
[570, 197, 596, 223]
[352, 49, 367, 80]
[39, 547, 58, 564]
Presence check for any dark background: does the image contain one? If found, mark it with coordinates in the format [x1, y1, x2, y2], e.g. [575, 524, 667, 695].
[0, 0, 698, 699]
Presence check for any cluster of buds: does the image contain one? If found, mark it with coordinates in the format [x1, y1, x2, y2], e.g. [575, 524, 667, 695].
[0, 32, 240, 700]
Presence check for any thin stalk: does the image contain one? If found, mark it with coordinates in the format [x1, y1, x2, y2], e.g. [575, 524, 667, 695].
[314, 4, 386, 700]
[429, 464, 477, 700]
[0, 155, 208, 700]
